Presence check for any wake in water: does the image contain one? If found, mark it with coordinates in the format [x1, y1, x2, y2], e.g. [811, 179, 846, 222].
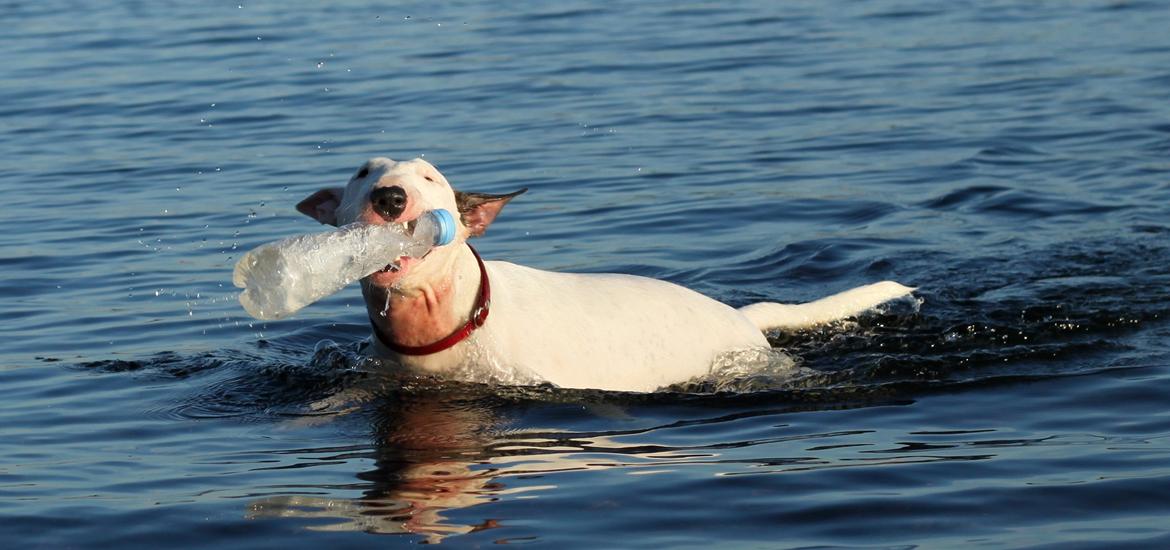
[76, 236, 1170, 415]
[770, 236, 1169, 390]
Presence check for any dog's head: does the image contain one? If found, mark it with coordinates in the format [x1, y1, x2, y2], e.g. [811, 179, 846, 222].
[296, 157, 524, 291]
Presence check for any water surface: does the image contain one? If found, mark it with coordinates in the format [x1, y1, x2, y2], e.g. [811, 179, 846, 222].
[3, 0, 1170, 547]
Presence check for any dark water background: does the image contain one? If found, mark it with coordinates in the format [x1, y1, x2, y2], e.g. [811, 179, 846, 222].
[4, 1, 1170, 547]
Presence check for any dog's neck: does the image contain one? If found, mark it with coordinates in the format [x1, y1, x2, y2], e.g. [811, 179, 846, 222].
[362, 245, 482, 350]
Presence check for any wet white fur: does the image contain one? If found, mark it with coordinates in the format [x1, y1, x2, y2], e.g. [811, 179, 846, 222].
[332, 158, 915, 392]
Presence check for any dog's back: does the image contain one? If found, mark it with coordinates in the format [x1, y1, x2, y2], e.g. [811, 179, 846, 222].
[463, 261, 769, 392]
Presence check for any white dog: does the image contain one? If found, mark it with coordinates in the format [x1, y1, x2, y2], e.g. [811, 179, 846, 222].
[296, 157, 913, 392]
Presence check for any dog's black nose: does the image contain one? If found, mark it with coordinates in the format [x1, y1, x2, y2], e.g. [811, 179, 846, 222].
[370, 186, 407, 221]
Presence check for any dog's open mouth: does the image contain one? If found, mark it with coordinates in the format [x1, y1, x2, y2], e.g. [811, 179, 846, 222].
[372, 220, 422, 275]
[374, 253, 421, 277]
[377, 259, 405, 273]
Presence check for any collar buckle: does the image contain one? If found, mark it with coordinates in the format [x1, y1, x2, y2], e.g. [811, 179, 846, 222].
[370, 244, 492, 356]
[472, 302, 489, 327]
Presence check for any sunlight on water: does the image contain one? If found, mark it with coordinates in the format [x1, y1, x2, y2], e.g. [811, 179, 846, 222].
[3, 0, 1170, 547]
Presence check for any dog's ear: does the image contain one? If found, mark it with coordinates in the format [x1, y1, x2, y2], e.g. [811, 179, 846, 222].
[455, 188, 527, 237]
[296, 187, 345, 226]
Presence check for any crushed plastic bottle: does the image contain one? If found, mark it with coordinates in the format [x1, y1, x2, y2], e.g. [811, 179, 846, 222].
[233, 209, 456, 320]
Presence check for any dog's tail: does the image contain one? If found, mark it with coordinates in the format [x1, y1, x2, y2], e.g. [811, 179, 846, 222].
[738, 281, 915, 332]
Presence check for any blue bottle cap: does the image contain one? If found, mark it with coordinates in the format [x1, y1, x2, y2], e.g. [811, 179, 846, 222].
[428, 209, 457, 246]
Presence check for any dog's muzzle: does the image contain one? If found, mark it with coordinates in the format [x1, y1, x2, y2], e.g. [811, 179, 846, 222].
[371, 185, 407, 221]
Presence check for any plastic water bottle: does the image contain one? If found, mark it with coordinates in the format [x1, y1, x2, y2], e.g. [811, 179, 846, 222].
[233, 209, 457, 320]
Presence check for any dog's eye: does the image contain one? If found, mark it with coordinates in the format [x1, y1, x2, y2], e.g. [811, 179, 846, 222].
[355, 166, 370, 179]
[424, 176, 435, 182]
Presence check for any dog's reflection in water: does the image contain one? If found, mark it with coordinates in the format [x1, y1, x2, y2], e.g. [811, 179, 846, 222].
[247, 388, 555, 543]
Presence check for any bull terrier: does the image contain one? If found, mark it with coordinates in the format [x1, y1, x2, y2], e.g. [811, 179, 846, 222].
[296, 157, 914, 392]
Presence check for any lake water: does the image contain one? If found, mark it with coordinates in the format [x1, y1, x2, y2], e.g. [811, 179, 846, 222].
[3, 0, 1170, 547]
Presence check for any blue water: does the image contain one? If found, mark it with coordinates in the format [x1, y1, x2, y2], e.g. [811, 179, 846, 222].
[4, 0, 1170, 547]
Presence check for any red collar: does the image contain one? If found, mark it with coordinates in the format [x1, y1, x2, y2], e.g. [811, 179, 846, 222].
[370, 244, 491, 356]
